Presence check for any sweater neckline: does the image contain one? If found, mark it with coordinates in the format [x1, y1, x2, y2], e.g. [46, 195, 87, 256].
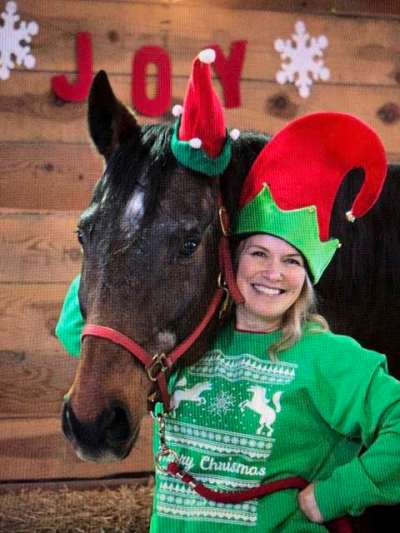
[234, 325, 281, 335]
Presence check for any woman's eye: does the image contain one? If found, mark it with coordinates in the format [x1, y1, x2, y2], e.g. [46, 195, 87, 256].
[180, 238, 200, 257]
[286, 258, 302, 266]
[251, 250, 266, 258]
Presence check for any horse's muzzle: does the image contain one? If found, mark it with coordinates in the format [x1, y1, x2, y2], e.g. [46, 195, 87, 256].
[62, 400, 139, 462]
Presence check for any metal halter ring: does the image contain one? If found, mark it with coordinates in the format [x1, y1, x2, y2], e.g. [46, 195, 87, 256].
[155, 447, 180, 473]
[146, 353, 168, 382]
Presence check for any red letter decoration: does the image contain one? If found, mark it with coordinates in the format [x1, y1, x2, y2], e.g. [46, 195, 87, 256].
[210, 41, 247, 108]
[132, 46, 171, 117]
[51, 32, 93, 102]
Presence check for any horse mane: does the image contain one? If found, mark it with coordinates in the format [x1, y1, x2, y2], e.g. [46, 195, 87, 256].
[91, 124, 269, 226]
[221, 130, 270, 217]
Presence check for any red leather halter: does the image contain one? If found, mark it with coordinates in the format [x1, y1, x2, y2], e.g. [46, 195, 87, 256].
[81, 195, 243, 412]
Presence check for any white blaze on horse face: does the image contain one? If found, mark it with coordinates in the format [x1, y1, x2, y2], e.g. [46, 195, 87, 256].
[123, 189, 145, 232]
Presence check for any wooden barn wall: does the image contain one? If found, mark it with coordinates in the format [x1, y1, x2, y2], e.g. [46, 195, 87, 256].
[0, 0, 399, 484]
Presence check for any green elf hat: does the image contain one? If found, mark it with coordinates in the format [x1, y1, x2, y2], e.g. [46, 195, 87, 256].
[171, 48, 240, 176]
[233, 112, 387, 283]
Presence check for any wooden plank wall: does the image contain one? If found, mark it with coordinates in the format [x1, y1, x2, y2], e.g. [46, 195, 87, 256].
[0, 0, 399, 484]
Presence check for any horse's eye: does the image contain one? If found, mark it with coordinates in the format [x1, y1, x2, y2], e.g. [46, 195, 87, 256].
[180, 238, 200, 257]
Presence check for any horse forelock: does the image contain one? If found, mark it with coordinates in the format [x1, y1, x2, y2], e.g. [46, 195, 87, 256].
[80, 123, 174, 236]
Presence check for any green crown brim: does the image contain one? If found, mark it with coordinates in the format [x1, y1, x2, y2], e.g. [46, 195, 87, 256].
[170, 120, 232, 177]
[233, 185, 340, 284]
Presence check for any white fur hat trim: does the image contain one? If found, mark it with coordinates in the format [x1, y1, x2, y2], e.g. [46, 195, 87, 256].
[189, 138, 202, 149]
[198, 48, 216, 64]
[172, 104, 183, 117]
[230, 129, 241, 141]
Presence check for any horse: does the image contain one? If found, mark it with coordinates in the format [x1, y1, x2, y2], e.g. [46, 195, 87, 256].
[61, 70, 267, 463]
[61, 70, 400, 532]
[239, 387, 282, 436]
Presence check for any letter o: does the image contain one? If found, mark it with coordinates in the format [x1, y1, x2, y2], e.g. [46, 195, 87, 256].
[132, 46, 171, 117]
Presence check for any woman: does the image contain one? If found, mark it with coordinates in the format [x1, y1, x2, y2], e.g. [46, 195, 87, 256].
[56, 113, 400, 532]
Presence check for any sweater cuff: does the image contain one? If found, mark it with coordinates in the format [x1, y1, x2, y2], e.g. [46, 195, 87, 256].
[314, 459, 381, 521]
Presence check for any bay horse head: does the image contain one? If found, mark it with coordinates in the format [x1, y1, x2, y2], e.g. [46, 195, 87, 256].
[62, 70, 267, 462]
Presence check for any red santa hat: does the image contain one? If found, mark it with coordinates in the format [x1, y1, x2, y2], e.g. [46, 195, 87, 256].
[171, 49, 239, 176]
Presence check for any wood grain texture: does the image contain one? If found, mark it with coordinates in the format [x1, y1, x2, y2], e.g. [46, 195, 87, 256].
[0, 143, 102, 210]
[101, 0, 400, 18]
[2, 72, 399, 156]
[0, 416, 153, 481]
[15, 1, 400, 83]
[0, 211, 81, 283]
[0, 283, 79, 417]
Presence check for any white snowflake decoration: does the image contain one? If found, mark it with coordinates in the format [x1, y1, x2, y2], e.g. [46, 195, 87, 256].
[274, 20, 330, 98]
[208, 391, 235, 417]
[0, 1, 39, 80]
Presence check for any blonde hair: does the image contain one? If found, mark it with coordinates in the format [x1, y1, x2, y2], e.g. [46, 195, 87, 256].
[232, 237, 329, 361]
[267, 275, 329, 361]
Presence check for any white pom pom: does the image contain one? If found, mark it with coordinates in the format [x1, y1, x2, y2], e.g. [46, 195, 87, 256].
[230, 128, 241, 141]
[198, 48, 216, 64]
[346, 210, 356, 223]
[172, 104, 183, 117]
[189, 138, 202, 149]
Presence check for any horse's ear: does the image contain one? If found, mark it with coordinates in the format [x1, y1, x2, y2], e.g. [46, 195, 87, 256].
[88, 70, 140, 160]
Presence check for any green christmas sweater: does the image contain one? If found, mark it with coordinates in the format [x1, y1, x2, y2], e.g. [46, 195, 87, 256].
[56, 277, 400, 531]
[150, 322, 400, 532]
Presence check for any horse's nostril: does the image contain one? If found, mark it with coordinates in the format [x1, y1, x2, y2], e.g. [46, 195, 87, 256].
[105, 406, 131, 445]
[62, 400, 135, 458]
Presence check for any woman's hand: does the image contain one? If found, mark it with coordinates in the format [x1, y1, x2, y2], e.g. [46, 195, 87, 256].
[298, 483, 324, 523]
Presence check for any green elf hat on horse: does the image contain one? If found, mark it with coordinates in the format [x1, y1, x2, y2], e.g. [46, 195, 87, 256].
[233, 112, 388, 284]
[170, 48, 239, 177]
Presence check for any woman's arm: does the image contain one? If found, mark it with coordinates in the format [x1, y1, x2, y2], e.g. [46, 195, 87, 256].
[311, 344, 400, 521]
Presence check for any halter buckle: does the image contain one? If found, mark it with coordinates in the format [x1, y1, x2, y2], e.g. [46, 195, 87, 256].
[147, 352, 169, 382]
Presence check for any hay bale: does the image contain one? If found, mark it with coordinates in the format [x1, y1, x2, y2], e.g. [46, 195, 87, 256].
[0, 480, 154, 532]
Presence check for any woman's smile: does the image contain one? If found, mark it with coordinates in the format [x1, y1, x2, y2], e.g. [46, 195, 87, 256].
[251, 283, 286, 296]
[235, 234, 306, 332]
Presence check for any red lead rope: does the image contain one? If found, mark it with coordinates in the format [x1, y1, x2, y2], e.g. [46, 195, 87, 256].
[165, 461, 352, 533]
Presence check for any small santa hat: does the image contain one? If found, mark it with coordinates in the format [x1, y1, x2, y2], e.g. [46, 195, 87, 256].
[233, 112, 387, 283]
[171, 49, 239, 176]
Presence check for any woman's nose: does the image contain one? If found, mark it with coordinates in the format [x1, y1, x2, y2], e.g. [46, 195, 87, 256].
[265, 271, 283, 281]
[261, 262, 283, 281]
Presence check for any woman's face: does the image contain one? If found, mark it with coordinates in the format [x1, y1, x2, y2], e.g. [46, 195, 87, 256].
[235, 234, 307, 332]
